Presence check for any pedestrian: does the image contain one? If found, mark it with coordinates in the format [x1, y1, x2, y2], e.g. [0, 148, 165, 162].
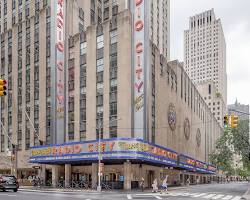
[186, 178, 190, 186]
[152, 178, 158, 193]
[161, 175, 168, 193]
[196, 177, 199, 185]
[140, 177, 145, 192]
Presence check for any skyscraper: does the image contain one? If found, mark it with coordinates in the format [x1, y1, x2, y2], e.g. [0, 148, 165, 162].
[184, 9, 227, 126]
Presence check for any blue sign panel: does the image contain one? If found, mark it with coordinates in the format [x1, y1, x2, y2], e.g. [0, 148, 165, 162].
[29, 138, 216, 174]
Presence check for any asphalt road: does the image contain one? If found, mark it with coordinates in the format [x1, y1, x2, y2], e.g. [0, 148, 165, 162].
[0, 182, 249, 200]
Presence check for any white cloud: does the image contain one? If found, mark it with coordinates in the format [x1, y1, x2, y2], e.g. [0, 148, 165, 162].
[226, 22, 250, 105]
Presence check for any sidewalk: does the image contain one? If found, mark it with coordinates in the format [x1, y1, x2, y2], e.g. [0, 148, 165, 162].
[242, 188, 250, 200]
[19, 185, 187, 194]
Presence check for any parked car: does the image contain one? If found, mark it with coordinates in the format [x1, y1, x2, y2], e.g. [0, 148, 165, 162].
[0, 175, 19, 192]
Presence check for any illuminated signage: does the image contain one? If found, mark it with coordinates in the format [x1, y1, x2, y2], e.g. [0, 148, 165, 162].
[133, 0, 146, 138]
[56, 0, 65, 118]
[30, 138, 178, 166]
[179, 154, 196, 170]
[207, 165, 216, 172]
[30, 138, 215, 174]
[195, 161, 208, 173]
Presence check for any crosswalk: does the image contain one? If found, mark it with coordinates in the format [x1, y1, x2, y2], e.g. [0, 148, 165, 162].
[126, 192, 243, 200]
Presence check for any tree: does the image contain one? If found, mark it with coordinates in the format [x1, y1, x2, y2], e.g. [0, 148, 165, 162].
[209, 128, 234, 175]
[231, 119, 250, 168]
[209, 119, 250, 175]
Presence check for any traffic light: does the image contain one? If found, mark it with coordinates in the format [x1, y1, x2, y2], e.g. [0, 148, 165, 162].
[230, 114, 238, 129]
[223, 115, 229, 128]
[0, 79, 7, 96]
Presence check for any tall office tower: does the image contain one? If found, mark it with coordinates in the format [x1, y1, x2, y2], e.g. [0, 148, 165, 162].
[184, 9, 227, 126]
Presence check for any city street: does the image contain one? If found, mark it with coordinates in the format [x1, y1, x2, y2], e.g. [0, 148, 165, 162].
[0, 182, 249, 200]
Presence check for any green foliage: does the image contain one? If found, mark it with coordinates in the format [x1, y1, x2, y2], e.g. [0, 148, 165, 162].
[209, 119, 250, 175]
[231, 119, 250, 165]
[209, 129, 234, 174]
[236, 168, 250, 177]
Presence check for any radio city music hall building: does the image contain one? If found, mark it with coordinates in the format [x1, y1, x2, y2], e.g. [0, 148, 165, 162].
[0, 0, 222, 189]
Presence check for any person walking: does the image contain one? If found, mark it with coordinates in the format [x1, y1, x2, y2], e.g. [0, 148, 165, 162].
[162, 175, 169, 193]
[152, 178, 158, 193]
[186, 178, 190, 186]
[140, 177, 145, 192]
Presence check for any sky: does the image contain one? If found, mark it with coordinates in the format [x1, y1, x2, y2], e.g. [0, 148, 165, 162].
[170, 0, 250, 105]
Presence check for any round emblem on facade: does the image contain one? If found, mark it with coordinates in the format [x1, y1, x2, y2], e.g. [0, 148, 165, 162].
[184, 118, 190, 140]
[168, 103, 176, 131]
[196, 128, 201, 147]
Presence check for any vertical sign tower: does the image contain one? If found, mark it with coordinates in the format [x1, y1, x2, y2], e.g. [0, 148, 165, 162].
[131, 0, 150, 140]
[51, 0, 65, 144]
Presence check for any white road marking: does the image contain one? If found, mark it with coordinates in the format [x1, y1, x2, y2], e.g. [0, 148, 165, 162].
[192, 193, 207, 197]
[154, 195, 162, 199]
[169, 193, 183, 196]
[211, 194, 225, 199]
[222, 195, 233, 200]
[180, 193, 191, 196]
[189, 193, 200, 196]
[127, 194, 133, 199]
[203, 194, 217, 198]
[231, 197, 242, 200]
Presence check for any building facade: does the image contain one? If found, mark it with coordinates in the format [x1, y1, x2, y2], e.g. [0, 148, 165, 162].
[228, 100, 250, 122]
[184, 9, 227, 127]
[197, 81, 226, 127]
[0, 0, 221, 189]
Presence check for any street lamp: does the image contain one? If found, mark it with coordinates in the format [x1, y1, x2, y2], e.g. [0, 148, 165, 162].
[96, 115, 121, 192]
[0, 120, 16, 175]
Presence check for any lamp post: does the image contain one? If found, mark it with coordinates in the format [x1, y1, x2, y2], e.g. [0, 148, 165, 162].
[96, 115, 121, 192]
[97, 116, 102, 192]
[0, 120, 16, 175]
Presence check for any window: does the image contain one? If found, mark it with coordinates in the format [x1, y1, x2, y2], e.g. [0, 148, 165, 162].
[110, 102, 117, 116]
[96, 72, 103, 83]
[110, 30, 117, 44]
[110, 43, 117, 55]
[80, 42, 87, 55]
[97, 58, 104, 72]
[1, 135, 4, 152]
[96, 95, 103, 106]
[25, 129, 30, 150]
[97, 35, 104, 49]
[80, 131, 86, 141]
[68, 123, 74, 141]
[68, 97, 74, 112]
[104, 7, 109, 20]
[96, 48, 104, 59]
[208, 84, 211, 94]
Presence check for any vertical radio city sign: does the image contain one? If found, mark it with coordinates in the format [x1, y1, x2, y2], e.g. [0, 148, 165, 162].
[133, 0, 146, 139]
[53, 0, 65, 143]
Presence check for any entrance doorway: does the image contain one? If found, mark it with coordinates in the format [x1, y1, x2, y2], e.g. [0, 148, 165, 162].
[45, 169, 52, 186]
[103, 172, 119, 182]
[147, 170, 154, 188]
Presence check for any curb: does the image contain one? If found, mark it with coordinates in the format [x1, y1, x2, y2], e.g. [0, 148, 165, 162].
[19, 188, 99, 194]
